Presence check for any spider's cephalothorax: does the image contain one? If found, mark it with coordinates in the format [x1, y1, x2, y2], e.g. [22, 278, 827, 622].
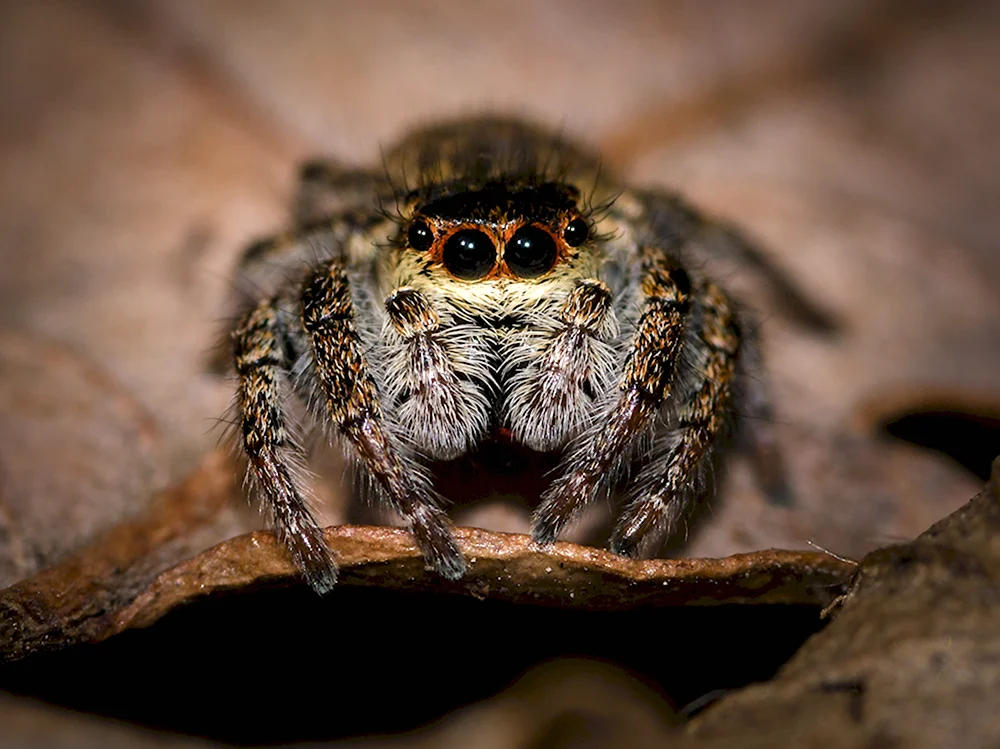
[230, 117, 808, 593]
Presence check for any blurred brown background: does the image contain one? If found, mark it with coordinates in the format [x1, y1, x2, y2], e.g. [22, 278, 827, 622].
[0, 1, 999, 744]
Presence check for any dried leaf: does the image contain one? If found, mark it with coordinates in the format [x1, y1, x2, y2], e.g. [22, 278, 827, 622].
[681, 459, 1000, 748]
[0, 331, 165, 587]
[0, 450, 852, 665]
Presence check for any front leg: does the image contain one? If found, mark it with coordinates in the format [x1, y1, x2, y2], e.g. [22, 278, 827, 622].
[610, 281, 742, 556]
[532, 249, 693, 544]
[233, 298, 339, 593]
[301, 261, 467, 580]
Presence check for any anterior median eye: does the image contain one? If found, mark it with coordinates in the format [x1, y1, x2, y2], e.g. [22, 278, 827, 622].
[442, 229, 496, 280]
[506, 225, 557, 278]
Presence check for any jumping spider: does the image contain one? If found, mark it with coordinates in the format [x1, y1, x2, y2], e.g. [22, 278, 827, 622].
[231, 117, 821, 593]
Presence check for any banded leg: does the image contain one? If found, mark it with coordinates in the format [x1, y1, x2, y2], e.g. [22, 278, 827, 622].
[235, 211, 391, 303]
[301, 261, 467, 579]
[209, 223, 339, 376]
[234, 224, 338, 303]
[611, 189, 835, 333]
[294, 159, 389, 225]
[617, 189, 794, 507]
[233, 299, 338, 593]
[507, 280, 619, 452]
[610, 281, 742, 556]
[531, 250, 693, 545]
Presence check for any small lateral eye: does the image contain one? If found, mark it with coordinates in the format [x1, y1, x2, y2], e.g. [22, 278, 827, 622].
[442, 229, 496, 280]
[563, 217, 589, 247]
[407, 218, 435, 252]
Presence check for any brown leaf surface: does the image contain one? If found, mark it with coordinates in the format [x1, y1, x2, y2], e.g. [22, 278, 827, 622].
[0, 449, 852, 665]
[678, 458, 1000, 748]
[0, 330, 166, 587]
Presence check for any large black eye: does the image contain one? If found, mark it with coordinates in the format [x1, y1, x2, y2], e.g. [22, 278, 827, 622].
[442, 229, 496, 280]
[506, 225, 558, 278]
[563, 217, 589, 247]
[407, 219, 434, 252]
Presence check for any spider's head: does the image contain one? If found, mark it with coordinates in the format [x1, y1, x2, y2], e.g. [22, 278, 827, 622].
[401, 181, 591, 284]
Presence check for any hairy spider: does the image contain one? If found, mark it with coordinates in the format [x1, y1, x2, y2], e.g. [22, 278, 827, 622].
[229, 116, 819, 593]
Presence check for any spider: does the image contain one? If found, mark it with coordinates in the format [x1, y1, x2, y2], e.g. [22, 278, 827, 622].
[229, 116, 826, 593]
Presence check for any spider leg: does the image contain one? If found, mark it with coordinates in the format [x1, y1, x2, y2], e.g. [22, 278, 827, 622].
[531, 249, 693, 545]
[294, 159, 389, 225]
[301, 260, 467, 580]
[610, 280, 741, 557]
[233, 298, 339, 593]
[234, 212, 390, 302]
[611, 189, 835, 333]
[736, 322, 793, 507]
[696, 214, 835, 334]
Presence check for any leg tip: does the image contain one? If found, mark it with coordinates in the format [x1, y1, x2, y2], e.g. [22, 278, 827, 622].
[532, 477, 591, 548]
[765, 480, 795, 508]
[409, 508, 468, 581]
[531, 527, 558, 548]
[609, 535, 641, 559]
[530, 504, 564, 547]
[435, 552, 468, 581]
[304, 564, 340, 595]
[290, 531, 340, 595]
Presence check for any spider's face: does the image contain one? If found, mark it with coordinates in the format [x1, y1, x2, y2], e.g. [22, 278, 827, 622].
[394, 182, 595, 305]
